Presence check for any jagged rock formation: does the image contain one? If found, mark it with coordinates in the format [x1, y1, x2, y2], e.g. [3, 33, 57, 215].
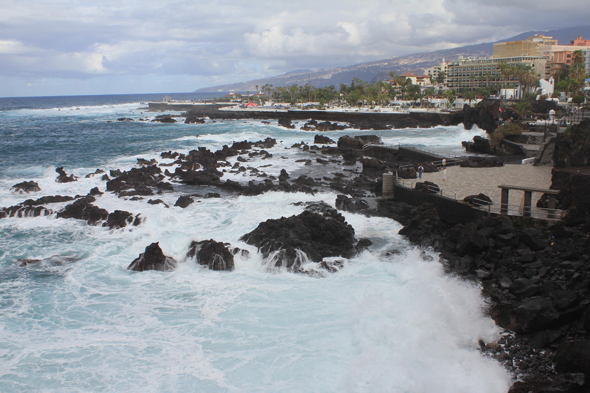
[240, 202, 356, 272]
[186, 239, 235, 271]
[128, 242, 177, 272]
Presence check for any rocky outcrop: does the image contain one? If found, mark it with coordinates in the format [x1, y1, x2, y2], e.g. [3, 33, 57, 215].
[335, 194, 369, 214]
[240, 202, 356, 272]
[103, 210, 141, 229]
[388, 199, 590, 389]
[184, 116, 206, 124]
[301, 120, 346, 131]
[463, 193, 492, 206]
[538, 168, 590, 227]
[10, 181, 41, 193]
[151, 115, 176, 123]
[56, 167, 77, 183]
[174, 195, 194, 208]
[186, 240, 235, 271]
[128, 242, 177, 272]
[56, 196, 109, 225]
[314, 134, 336, 144]
[462, 135, 492, 154]
[106, 165, 165, 197]
[415, 181, 440, 193]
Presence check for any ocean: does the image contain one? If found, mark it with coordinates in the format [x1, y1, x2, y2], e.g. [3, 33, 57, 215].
[0, 94, 512, 392]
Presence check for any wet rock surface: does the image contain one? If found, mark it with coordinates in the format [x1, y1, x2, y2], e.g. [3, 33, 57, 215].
[240, 202, 356, 272]
[56, 167, 77, 183]
[10, 181, 41, 193]
[390, 200, 590, 390]
[128, 242, 177, 272]
[186, 239, 235, 271]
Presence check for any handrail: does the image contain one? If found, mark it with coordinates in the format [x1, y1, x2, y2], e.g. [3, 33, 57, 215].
[393, 177, 563, 221]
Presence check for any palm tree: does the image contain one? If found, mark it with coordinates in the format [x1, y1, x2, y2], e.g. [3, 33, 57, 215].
[464, 90, 476, 106]
[445, 89, 456, 108]
[436, 71, 446, 86]
[512, 100, 532, 120]
[395, 76, 411, 100]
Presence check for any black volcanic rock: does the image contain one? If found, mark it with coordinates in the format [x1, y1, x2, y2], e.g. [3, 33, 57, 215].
[462, 135, 492, 154]
[186, 239, 235, 271]
[151, 115, 176, 123]
[174, 195, 194, 208]
[240, 202, 355, 272]
[278, 118, 294, 129]
[463, 193, 492, 206]
[56, 196, 109, 225]
[11, 181, 41, 193]
[335, 194, 369, 213]
[555, 341, 590, 378]
[314, 134, 336, 144]
[128, 242, 177, 272]
[415, 181, 440, 193]
[56, 167, 77, 183]
[106, 165, 164, 196]
[103, 210, 141, 229]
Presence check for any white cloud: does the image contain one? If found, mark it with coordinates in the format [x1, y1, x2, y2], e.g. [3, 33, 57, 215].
[0, 0, 589, 96]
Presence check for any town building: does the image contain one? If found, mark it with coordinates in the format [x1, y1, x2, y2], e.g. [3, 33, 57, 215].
[425, 59, 449, 84]
[492, 34, 557, 59]
[446, 55, 547, 90]
[569, 36, 590, 47]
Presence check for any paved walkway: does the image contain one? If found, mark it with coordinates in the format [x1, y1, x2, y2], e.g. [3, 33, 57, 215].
[402, 164, 553, 207]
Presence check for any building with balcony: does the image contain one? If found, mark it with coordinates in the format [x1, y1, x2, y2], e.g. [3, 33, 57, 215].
[446, 56, 547, 91]
[425, 59, 449, 84]
[493, 34, 557, 59]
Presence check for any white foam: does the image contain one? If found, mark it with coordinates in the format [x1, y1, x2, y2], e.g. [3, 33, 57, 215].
[0, 113, 513, 392]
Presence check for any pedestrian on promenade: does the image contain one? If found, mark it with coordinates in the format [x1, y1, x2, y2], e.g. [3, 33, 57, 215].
[418, 165, 424, 178]
[442, 167, 447, 181]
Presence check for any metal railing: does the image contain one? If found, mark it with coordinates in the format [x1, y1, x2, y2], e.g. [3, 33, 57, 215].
[478, 202, 564, 221]
[394, 178, 563, 221]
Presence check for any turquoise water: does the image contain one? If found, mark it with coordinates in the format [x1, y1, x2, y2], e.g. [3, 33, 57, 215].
[0, 95, 510, 392]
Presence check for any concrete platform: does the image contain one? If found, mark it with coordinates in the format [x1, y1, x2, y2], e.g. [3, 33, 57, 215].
[403, 164, 553, 207]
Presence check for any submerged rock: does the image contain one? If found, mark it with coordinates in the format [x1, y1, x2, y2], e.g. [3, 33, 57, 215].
[128, 242, 176, 272]
[186, 239, 235, 271]
[17, 255, 77, 267]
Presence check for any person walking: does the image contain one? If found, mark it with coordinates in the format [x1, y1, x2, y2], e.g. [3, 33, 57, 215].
[418, 165, 424, 179]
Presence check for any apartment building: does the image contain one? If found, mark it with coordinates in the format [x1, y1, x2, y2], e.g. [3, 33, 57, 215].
[446, 56, 547, 90]
[492, 34, 557, 58]
[424, 59, 449, 83]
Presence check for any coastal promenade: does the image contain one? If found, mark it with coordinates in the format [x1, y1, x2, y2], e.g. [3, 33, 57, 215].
[401, 164, 553, 207]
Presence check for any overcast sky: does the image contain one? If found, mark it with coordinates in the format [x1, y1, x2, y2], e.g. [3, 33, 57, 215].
[1, 0, 589, 97]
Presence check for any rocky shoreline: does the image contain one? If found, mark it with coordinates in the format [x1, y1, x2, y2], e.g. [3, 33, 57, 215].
[4, 114, 589, 391]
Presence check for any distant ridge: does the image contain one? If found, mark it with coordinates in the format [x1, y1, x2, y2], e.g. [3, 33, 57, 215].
[195, 25, 590, 93]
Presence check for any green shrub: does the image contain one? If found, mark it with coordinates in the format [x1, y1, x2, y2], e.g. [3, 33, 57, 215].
[572, 95, 585, 104]
[491, 123, 523, 147]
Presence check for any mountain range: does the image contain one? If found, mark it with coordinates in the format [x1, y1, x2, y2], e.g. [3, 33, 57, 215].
[195, 25, 590, 93]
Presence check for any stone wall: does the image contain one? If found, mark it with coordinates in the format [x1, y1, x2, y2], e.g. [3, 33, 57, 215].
[393, 183, 486, 224]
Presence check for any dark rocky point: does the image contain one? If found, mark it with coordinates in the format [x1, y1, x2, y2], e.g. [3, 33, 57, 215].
[128, 242, 177, 272]
[186, 239, 235, 271]
[11, 181, 41, 193]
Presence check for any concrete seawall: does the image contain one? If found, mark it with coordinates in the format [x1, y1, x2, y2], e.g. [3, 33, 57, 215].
[174, 104, 463, 130]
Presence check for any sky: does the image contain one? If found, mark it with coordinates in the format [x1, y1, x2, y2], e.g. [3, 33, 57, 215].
[1, 0, 589, 97]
